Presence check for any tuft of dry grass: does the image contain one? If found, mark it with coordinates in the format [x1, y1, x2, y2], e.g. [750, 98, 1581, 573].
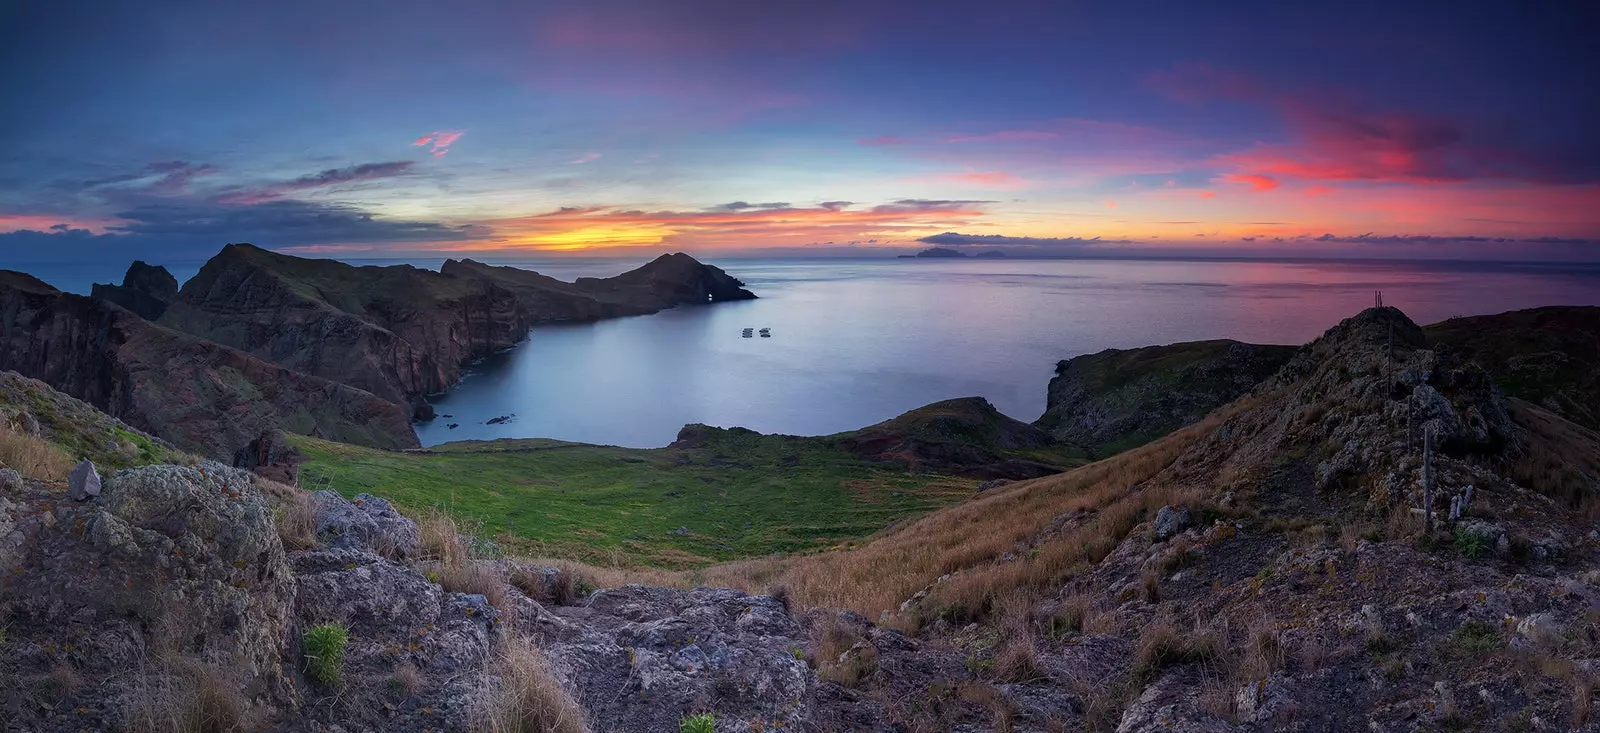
[124, 659, 249, 733]
[812, 616, 878, 687]
[389, 664, 424, 699]
[509, 565, 592, 607]
[957, 682, 1016, 733]
[991, 591, 1046, 683]
[0, 420, 74, 481]
[1133, 618, 1222, 683]
[1238, 620, 1283, 682]
[474, 638, 589, 733]
[46, 661, 80, 700]
[417, 507, 466, 567]
[258, 478, 317, 551]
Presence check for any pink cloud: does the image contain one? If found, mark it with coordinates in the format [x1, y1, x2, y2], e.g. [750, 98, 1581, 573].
[413, 130, 464, 158]
[1221, 173, 1280, 191]
[568, 153, 602, 165]
[1153, 63, 1591, 186]
[937, 171, 1027, 188]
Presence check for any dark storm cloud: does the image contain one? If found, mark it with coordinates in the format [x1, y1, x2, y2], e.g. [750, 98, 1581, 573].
[0, 199, 489, 262]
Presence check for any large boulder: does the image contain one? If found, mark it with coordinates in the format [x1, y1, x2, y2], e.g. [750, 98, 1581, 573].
[0, 463, 297, 727]
[533, 585, 814, 732]
[311, 490, 421, 560]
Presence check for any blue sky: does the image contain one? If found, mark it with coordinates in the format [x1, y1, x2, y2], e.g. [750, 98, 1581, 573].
[2, 0, 1597, 262]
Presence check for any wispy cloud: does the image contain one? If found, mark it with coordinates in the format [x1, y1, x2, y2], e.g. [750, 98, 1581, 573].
[413, 130, 464, 158]
[568, 152, 602, 164]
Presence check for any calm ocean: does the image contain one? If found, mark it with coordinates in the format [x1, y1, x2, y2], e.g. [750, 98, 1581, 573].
[19, 256, 1600, 448]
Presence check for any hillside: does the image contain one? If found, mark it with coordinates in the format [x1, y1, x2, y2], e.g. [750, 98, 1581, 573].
[1425, 305, 1600, 431]
[0, 271, 417, 459]
[1035, 339, 1296, 457]
[4, 305, 1600, 732]
[0, 370, 188, 478]
[834, 396, 1083, 478]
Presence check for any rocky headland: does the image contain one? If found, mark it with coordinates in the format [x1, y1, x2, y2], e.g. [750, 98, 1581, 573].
[1, 245, 758, 462]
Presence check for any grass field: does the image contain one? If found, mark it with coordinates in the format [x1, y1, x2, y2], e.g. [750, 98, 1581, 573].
[290, 429, 977, 567]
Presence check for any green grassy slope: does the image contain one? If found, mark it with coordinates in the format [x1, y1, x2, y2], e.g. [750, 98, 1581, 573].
[1, 370, 187, 473]
[289, 429, 975, 567]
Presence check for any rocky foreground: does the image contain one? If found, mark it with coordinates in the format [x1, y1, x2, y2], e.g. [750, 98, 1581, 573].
[2, 305, 1599, 732]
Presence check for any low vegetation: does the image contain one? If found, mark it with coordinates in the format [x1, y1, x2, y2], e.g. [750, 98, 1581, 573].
[475, 638, 588, 733]
[679, 714, 716, 733]
[302, 623, 350, 687]
[290, 430, 974, 567]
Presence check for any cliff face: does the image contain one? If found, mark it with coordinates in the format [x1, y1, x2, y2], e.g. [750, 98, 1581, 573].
[0, 271, 417, 458]
[440, 258, 632, 322]
[160, 244, 529, 416]
[90, 260, 179, 320]
[1035, 338, 1296, 457]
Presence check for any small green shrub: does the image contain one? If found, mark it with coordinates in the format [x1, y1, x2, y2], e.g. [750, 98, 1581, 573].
[1454, 528, 1491, 559]
[303, 623, 349, 687]
[1450, 620, 1502, 656]
[680, 714, 716, 733]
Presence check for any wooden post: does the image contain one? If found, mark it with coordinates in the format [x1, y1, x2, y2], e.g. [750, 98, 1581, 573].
[1422, 426, 1435, 535]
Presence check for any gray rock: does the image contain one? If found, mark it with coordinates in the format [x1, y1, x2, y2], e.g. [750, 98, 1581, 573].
[534, 585, 814, 732]
[311, 490, 421, 560]
[976, 478, 1014, 492]
[1153, 505, 1191, 540]
[0, 467, 20, 493]
[67, 459, 101, 501]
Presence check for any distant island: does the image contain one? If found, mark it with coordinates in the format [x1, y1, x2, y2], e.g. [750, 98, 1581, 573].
[898, 247, 1008, 259]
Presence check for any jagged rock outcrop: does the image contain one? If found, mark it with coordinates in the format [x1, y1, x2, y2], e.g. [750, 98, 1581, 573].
[90, 260, 179, 320]
[836, 396, 1072, 479]
[1035, 339, 1295, 458]
[0, 271, 418, 458]
[160, 243, 530, 418]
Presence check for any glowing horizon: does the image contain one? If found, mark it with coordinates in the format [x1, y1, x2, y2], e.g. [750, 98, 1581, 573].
[2, 1, 1596, 263]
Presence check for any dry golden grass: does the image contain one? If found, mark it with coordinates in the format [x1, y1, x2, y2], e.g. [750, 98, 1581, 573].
[1509, 400, 1600, 519]
[257, 478, 318, 551]
[812, 615, 877, 687]
[691, 401, 1251, 622]
[957, 682, 1016, 733]
[124, 659, 249, 733]
[474, 638, 589, 733]
[417, 507, 467, 566]
[0, 420, 74, 481]
[390, 663, 424, 699]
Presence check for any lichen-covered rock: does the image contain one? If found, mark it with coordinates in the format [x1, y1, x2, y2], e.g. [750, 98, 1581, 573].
[0, 466, 20, 493]
[530, 585, 814, 733]
[311, 490, 421, 560]
[67, 458, 101, 500]
[0, 463, 297, 728]
[1153, 505, 1191, 540]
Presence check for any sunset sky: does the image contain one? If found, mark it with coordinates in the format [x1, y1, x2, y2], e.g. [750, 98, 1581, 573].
[2, 0, 1597, 261]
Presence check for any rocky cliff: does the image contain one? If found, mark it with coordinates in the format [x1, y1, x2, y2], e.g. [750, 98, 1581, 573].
[0, 271, 417, 458]
[160, 244, 529, 418]
[163, 246, 756, 419]
[1035, 338, 1296, 457]
[90, 260, 179, 320]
